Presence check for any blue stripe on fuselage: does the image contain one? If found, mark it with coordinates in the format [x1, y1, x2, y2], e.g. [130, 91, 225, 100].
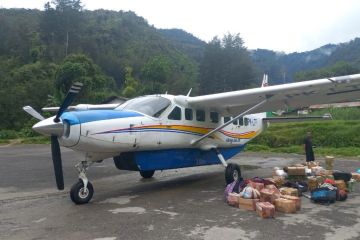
[134, 146, 245, 171]
[61, 110, 143, 126]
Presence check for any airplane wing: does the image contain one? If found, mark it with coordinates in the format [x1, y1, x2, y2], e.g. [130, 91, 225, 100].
[42, 104, 120, 112]
[181, 74, 360, 115]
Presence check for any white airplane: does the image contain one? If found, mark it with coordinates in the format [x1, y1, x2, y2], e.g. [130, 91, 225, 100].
[23, 74, 360, 204]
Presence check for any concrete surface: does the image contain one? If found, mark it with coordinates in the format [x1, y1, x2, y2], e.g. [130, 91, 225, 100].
[0, 144, 360, 240]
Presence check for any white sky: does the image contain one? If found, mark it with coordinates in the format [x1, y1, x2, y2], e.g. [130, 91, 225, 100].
[1, 0, 360, 53]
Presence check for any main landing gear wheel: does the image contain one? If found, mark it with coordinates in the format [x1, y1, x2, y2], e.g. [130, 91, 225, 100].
[225, 163, 241, 184]
[70, 180, 94, 204]
[139, 170, 155, 179]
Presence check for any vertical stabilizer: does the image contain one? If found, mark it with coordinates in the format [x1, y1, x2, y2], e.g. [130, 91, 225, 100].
[261, 74, 268, 87]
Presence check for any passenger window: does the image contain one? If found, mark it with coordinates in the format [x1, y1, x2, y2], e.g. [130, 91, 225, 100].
[224, 116, 231, 123]
[253, 119, 258, 126]
[185, 108, 193, 120]
[239, 117, 244, 126]
[168, 106, 182, 120]
[244, 117, 249, 126]
[210, 112, 219, 123]
[196, 109, 205, 122]
[232, 118, 238, 125]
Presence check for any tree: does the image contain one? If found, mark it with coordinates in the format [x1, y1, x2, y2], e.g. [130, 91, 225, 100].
[294, 61, 360, 81]
[199, 33, 255, 94]
[0, 61, 57, 129]
[141, 55, 171, 94]
[40, 0, 84, 60]
[121, 67, 143, 98]
[55, 54, 116, 103]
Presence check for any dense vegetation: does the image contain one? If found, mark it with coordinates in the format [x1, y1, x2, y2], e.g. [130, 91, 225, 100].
[1, 0, 360, 143]
[247, 119, 360, 157]
[0, 0, 257, 130]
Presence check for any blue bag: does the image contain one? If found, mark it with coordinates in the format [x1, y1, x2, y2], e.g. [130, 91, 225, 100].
[311, 187, 336, 204]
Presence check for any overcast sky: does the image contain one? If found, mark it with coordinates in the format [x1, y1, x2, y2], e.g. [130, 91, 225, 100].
[2, 0, 360, 53]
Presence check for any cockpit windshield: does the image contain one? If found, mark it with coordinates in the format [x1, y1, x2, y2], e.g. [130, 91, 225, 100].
[116, 96, 171, 117]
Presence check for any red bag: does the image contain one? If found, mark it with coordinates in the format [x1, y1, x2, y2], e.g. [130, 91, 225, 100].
[324, 178, 335, 185]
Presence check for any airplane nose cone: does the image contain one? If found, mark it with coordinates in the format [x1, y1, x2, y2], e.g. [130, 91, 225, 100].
[32, 117, 64, 136]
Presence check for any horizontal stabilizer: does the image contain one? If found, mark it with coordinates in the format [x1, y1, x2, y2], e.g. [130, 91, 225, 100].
[262, 114, 332, 123]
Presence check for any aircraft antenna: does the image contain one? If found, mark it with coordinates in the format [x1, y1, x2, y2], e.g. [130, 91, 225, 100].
[186, 88, 192, 97]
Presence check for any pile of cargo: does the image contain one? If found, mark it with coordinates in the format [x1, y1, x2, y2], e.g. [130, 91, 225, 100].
[225, 156, 360, 219]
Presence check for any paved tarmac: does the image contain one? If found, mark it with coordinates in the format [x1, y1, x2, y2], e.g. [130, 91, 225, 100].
[0, 144, 360, 240]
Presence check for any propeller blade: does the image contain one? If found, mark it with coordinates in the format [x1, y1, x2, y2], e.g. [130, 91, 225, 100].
[51, 135, 64, 190]
[54, 82, 83, 122]
[23, 106, 45, 121]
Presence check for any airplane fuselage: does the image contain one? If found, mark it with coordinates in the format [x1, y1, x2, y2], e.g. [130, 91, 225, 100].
[53, 94, 264, 169]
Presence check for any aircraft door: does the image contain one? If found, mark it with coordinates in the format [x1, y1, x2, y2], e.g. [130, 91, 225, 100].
[133, 118, 162, 149]
[113, 120, 140, 149]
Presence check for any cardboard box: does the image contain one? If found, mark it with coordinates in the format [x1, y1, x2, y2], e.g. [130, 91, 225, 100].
[227, 193, 240, 207]
[280, 187, 298, 197]
[265, 184, 280, 194]
[316, 176, 325, 184]
[273, 176, 285, 188]
[256, 202, 275, 218]
[308, 177, 318, 191]
[306, 161, 320, 168]
[287, 166, 306, 176]
[281, 195, 301, 210]
[239, 197, 259, 211]
[334, 180, 346, 191]
[260, 188, 280, 204]
[351, 172, 360, 182]
[274, 198, 297, 213]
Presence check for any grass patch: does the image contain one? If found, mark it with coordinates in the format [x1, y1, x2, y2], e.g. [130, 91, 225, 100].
[246, 144, 360, 157]
[20, 136, 50, 144]
[247, 119, 360, 157]
[0, 139, 11, 144]
[253, 120, 360, 148]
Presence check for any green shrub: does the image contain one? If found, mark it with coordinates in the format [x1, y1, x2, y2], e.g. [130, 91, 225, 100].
[0, 130, 18, 139]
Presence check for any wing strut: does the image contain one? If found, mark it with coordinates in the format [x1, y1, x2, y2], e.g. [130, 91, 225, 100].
[191, 99, 268, 145]
[214, 148, 228, 167]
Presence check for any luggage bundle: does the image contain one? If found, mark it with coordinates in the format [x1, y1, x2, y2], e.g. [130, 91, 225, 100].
[311, 187, 337, 204]
[224, 157, 358, 218]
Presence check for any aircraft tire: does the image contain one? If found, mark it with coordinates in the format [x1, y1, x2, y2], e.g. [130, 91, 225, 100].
[139, 170, 155, 179]
[70, 180, 94, 204]
[225, 163, 241, 184]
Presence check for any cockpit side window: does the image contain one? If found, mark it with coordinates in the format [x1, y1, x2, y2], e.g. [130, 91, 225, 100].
[168, 106, 182, 120]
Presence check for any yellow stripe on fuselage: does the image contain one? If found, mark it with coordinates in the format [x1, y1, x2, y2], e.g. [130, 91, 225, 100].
[138, 124, 257, 139]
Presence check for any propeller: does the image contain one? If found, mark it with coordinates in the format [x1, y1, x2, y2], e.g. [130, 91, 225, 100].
[23, 82, 83, 190]
[54, 82, 83, 122]
[23, 106, 45, 121]
[51, 135, 64, 190]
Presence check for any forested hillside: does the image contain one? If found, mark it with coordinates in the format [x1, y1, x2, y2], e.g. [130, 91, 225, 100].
[0, 0, 255, 130]
[252, 39, 360, 84]
[1, 0, 360, 131]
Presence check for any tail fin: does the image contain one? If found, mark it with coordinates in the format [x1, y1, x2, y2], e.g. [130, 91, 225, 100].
[261, 74, 268, 87]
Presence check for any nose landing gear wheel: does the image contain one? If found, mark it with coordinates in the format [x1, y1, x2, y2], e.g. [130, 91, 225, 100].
[70, 180, 94, 204]
[225, 163, 241, 184]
